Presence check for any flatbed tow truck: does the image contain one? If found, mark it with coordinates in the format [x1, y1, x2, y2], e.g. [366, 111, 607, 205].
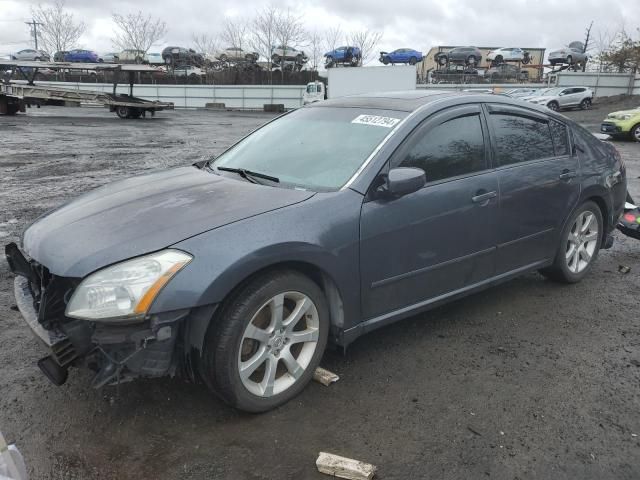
[0, 60, 174, 118]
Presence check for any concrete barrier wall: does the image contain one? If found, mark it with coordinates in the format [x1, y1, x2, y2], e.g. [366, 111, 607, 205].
[554, 72, 639, 97]
[34, 81, 306, 109]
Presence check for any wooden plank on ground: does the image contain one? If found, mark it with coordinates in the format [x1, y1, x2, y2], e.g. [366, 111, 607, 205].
[316, 452, 377, 480]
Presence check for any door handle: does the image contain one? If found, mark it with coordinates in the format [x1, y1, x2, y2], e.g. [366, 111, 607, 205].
[559, 170, 577, 181]
[472, 191, 497, 204]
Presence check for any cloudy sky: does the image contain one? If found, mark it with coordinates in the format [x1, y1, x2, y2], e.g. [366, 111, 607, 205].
[0, 0, 638, 60]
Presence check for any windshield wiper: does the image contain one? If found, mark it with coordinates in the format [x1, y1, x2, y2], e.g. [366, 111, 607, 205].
[216, 166, 280, 184]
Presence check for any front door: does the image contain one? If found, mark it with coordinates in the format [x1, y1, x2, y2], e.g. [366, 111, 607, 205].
[485, 104, 580, 274]
[360, 105, 499, 319]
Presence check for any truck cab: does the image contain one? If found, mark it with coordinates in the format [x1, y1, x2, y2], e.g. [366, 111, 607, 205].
[303, 81, 326, 104]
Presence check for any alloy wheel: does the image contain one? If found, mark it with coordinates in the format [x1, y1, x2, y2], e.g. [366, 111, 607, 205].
[565, 211, 599, 274]
[238, 291, 320, 397]
[632, 125, 640, 142]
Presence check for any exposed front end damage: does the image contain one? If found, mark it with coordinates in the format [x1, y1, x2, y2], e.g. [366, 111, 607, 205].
[6, 242, 206, 388]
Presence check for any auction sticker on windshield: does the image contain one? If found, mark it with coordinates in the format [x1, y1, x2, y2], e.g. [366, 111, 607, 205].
[351, 114, 401, 128]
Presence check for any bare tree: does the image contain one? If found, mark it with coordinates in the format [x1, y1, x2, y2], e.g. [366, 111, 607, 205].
[308, 30, 324, 71]
[221, 17, 248, 50]
[112, 11, 167, 58]
[248, 6, 279, 80]
[192, 33, 219, 58]
[30, 0, 85, 53]
[274, 8, 306, 61]
[324, 25, 343, 54]
[349, 29, 383, 66]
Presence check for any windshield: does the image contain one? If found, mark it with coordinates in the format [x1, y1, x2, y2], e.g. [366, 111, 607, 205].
[532, 88, 562, 97]
[211, 107, 407, 191]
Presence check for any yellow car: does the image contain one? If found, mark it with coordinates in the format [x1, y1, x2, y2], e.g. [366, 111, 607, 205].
[600, 107, 640, 141]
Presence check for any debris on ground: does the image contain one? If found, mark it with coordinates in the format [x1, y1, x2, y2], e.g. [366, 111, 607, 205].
[314, 367, 340, 386]
[618, 265, 631, 274]
[316, 452, 377, 480]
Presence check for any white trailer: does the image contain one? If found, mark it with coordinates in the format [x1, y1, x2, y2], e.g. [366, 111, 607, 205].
[327, 65, 416, 99]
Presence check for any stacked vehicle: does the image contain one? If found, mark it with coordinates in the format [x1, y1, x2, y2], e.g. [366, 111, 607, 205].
[324, 46, 361, 68]
[379, 48, 424, 66]
[271, 45, 308, 71]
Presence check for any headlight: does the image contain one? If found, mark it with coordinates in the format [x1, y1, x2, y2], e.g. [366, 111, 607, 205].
[66, 249, 192, 321]
[621, 114, 632, 120]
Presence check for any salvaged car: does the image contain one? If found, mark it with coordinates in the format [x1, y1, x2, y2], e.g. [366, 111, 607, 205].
[600, 106, 640, 141]
[486, 47, 531, 64]
[379, 48, 423, 65]
[216, 47, 259, 63]
[324, 46, 361, 67]
[549, 46, 588, 66]
[271, 45, 307, 64]
[161, 46, 204, 67]
[6, 91, 626, 412]
[435, 46, 482, 66]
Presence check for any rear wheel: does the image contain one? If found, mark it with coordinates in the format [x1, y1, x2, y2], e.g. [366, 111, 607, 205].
[115, 106, 130, 119]
[567, 55, 573, 64]
[466, 55, 477, 66]
[201, 270, 329, 412]
[580, 98, 592, 110]
[540, 201, 603, 283]
[382, 57, 389, 65]
[631, 123, 640, 143]
[409, 56, 417, 65]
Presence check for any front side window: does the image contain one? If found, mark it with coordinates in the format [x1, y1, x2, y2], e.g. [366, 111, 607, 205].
[490, 113, 554, 166]
[549, 120, 569, 156]
[395, 114, 486, 183]
[212, 107, 407, 191]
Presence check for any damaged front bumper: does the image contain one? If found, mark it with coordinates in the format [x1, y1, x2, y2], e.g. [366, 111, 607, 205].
[7, 243, 192, 388]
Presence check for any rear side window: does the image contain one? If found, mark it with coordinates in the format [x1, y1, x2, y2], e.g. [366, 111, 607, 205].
[490, 113, 554, 166]
[395, 114, 486, 182]
[549, 120, 569, 156]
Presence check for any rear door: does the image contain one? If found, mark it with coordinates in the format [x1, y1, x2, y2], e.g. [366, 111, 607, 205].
[486, 105, 580, 274]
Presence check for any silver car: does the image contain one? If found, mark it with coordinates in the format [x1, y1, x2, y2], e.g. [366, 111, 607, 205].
[524, 86, 593, 111]
[11, 49, 50, 61]
[548, 47, 587, 66]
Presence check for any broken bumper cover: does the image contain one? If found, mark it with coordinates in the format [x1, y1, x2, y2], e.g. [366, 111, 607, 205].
[12, 271, 188, 388]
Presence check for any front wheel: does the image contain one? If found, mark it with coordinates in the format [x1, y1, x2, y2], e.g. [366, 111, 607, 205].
[631, 123, 640, 143]
[540, 201, 603, 283]
[547, 101, 559, 111]
[201, 270, 330, 412]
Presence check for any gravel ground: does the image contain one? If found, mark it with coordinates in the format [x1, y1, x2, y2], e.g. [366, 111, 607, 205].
[0, 100, 639, 480]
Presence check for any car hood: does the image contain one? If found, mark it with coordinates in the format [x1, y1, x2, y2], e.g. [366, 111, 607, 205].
[607, 108, 640, 118]
[22, 166, 315, 277]
[527, 96, 554, 102]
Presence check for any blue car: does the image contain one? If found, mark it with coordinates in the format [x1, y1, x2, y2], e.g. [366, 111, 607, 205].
[324, 46, 361, 67]
[379, 48, 423, 65]
[64, 49, 100, 63]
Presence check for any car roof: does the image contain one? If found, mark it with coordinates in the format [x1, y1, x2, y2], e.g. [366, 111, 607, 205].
[308, 90, 466, 112]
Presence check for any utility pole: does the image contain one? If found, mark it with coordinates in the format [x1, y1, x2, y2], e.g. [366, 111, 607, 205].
[25, 19, 44, 50]
[582, 21, 593, 72]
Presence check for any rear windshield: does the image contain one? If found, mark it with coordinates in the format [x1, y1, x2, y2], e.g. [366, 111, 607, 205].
[211, 107, 407, 191]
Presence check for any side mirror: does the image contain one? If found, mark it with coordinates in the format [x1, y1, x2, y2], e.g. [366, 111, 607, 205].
[384, 167, 426, 197]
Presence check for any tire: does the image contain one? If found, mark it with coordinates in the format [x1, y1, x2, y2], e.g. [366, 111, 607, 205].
[296, 54, 303, 64]
[115, 106, 130, 119]
[466, 55, 477, 66]
[566, 55, 573, 64]
[382, 57, 389, 65]
[437, 55, 447, 66]
[409, 56, 417, 65]
[579, 98, 592, 110]
[271, 54, 280, 64]
[540, 201, 603, 283]
[631, 123, 640, 143]
[547, 101, 559, 111]
[201, 270, 330, 412]
[220, 54, 228, 62]
[495, 55, 503, 63]
[325, 55, 333, 67]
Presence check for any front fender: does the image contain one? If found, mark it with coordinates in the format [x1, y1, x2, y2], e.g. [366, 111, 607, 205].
[149, 190, 363, 329]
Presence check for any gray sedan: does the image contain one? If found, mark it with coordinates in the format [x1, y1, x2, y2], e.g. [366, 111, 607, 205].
[11, 49, 50, 61]
[6, 91, 627, 412]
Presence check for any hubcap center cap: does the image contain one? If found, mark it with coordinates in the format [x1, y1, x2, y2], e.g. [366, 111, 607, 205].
[270, 335, 285, 350]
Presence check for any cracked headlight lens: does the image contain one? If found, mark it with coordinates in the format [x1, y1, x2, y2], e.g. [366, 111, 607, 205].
[66, 249, 192, 321]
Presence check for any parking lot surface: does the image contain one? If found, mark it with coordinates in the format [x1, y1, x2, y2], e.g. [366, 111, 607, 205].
[1, 103, 639, 479]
